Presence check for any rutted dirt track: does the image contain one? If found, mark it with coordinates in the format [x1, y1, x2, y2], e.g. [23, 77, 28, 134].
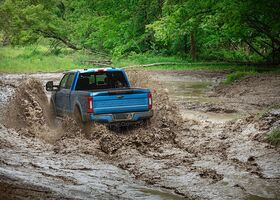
[0, 71, 280, 200]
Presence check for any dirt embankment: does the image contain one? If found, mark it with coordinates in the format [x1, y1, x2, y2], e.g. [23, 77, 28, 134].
[213, 74, 280, 107]
[0, 71, 280, 200]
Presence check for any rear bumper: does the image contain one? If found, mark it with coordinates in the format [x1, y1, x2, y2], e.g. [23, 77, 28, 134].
[86, 110, 153, 123]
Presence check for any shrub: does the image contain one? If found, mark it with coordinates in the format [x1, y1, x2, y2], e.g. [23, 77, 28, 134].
[225, 71, 258, 84]
[268, 127, 280, 146]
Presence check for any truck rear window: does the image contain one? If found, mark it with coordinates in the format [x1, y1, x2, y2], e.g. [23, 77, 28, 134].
[75, 71, 129, 91]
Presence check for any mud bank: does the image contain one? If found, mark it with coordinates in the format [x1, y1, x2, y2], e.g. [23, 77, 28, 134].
[214, 74, 280, 107]
[0, 71, 280, 199]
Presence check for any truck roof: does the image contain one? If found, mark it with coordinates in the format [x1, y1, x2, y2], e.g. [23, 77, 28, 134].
[68, 67, 123, 74]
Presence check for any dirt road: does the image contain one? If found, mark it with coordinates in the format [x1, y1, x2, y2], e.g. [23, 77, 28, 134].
[0, 71, 279, 200]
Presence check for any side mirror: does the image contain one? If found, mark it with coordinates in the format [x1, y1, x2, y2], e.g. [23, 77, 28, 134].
[46, 81, 54, 91]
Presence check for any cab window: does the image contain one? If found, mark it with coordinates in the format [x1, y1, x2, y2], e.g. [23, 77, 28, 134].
[65, 73, 75, 89]
[59, 74, 69, 89]
[76, 71, 129, 91]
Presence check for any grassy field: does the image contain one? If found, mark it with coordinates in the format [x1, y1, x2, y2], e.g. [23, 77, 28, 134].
[0, 46, 89, 73]
[114, 53, 267, 71]
[1, 46, 279, 81]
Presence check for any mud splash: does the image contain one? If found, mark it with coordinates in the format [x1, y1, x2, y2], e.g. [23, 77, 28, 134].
[54, 70, 184, 155]
[2, 78, 63, 143]
[2, 71, 184, 152]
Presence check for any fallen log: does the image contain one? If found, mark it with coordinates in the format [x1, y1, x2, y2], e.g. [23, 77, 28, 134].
[83, 60, 112, 67]
[124, 62, 187, 69]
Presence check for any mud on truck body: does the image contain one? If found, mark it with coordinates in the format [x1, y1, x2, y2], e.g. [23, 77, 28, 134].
[46, 68, 153, 124]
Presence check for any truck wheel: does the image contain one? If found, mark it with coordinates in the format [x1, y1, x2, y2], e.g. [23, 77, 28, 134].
[73, 106, 83, 125]
[73, 106, 91, 134]
[142, 118, 151, 127]
[49, 101, 56, 125]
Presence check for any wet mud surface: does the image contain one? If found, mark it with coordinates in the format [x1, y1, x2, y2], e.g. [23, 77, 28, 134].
[0, 71, 280, 200]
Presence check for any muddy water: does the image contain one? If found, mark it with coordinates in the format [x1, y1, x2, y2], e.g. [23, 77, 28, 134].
[150, 72, 244, 123]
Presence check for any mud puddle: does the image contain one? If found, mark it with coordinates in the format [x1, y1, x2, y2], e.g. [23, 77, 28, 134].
[149, 71, 243, 123]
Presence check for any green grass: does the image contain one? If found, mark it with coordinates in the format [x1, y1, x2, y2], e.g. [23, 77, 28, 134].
[0, 46, 92, 73]
[113, 53, 280, 73]
[224, 66, 280, 84]
[224, 71, 259, 84]
[112, 53, 187, 67]
[268, 127, 280, 146]
[1, 46, 280, 74]
[114, 53, 255, 71]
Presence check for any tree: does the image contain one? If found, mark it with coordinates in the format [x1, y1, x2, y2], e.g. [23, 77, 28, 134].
[0, 0, 279, 64]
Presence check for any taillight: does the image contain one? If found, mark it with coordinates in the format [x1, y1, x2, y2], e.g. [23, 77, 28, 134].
[87, 96, 93, 113]
[97, 69, 105, 73]
[148, 92, 152, 110]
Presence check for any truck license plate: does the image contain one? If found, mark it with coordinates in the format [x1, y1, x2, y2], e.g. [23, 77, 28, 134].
[113, 113, 133, 121]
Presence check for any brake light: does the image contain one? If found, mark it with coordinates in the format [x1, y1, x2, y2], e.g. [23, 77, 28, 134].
[87, 96, 94, 113]
[97, 69, 105, 73]
[148, 92, 152, 110]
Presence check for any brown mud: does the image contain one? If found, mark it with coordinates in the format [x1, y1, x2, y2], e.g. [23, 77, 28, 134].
[0, 71, 280, 200]
[214, 74, 280, 107]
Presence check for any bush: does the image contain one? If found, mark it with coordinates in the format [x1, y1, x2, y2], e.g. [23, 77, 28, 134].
[225, 71, 258, 84]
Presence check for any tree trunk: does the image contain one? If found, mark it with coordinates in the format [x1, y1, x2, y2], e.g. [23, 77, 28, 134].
[271, 40, 275, 64]
[37, 29, 81, 50]
[190, 31, 197, 61]
[183, 34, 188, 57]
[2, 33, 10, 46]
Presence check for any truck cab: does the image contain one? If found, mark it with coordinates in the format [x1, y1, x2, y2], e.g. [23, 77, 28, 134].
[46, 68, 153, 123]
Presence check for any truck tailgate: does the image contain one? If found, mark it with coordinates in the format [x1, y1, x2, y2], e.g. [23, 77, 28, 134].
[92, 89, 149, 114]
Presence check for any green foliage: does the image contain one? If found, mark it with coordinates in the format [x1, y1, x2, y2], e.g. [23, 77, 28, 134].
[148, 0, 280, 63]
[0, 0, 279, 64]
[225, 71, 258, 84]
[268, 127, 280, 146]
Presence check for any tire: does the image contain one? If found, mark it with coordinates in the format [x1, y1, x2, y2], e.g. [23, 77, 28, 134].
[73, 106, 91, 134]
[73, 106, 83, 125]
[142, 118, 151, 127]
[49, 101, 56, 125]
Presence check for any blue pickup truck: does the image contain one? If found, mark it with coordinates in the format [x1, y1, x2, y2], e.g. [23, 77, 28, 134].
[46, 68, 153, 124]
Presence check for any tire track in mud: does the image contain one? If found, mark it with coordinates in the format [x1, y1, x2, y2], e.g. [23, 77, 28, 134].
[0, 177, 72, 200]
[0, 71, 280, 199]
